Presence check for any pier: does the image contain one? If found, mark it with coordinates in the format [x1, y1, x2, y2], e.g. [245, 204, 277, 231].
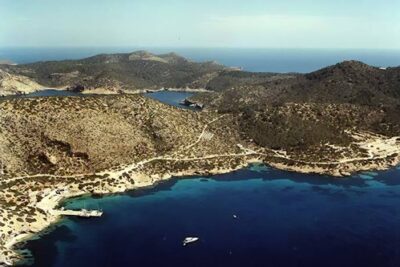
[52, 209, 103, 218]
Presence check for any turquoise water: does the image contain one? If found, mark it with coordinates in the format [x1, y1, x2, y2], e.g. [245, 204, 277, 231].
[26, 165, 400, 267]
[6, 48, 400, 266]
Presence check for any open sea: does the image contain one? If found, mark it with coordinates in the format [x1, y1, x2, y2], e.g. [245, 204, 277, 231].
[1, 47, 400, 73]
[4, 48, 400, 267]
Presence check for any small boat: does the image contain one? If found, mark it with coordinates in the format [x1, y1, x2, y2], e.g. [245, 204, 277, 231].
[183, 237, 199, 246]
[233, 214, 238, 219]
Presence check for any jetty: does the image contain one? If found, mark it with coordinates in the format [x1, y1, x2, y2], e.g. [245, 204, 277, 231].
[52, 209, 103, 218]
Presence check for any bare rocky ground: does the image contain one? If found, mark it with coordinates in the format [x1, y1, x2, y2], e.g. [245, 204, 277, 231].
[0, 95, 399, 265]
[1, 55, 400, 265]
[0, 70, 43, 96]
[0, 51, 231, 96]
[0, 95, 258, 265]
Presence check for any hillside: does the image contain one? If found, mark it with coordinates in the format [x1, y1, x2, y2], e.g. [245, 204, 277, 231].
[0, 95, 251, 176]
[0, 51, 229, 95]
[1, 91, 400, 265]
[0, 95, 261, 265]
[287, 61, 400, 105]
[0, 51, 299, 96]
[190, 60, 400, 162]
[193, 61, 400, 110]
[1, 56, 400, 266]
[0, 69, 42, 96]
[204, 70, 298, 92]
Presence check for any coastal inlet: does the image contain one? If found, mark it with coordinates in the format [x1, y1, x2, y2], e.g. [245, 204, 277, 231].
[25, 164, 400, 267]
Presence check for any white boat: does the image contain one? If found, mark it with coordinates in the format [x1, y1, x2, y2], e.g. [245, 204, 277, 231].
[183, 237, 199, 246]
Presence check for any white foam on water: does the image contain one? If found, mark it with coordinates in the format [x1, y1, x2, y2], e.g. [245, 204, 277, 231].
[359, 174, 374, 180]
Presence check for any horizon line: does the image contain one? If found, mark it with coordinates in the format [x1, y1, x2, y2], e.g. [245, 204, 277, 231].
[1, 46, 400, 51]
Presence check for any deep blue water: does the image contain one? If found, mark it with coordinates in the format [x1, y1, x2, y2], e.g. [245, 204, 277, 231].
[145, 91, 194, 109]
[25, 165, 400, 267]
[6, 48, 400, 266]
[1, 47, 400, 73]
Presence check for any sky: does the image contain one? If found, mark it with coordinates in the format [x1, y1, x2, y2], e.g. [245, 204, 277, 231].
[0, 0, 399, 49]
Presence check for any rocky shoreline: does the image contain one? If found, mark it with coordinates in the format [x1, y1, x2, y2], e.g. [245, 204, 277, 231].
[0, 155, 262, 266]
[0, 156, 400, 266]
[1, 94, 400, 266]
[2, 150, 400, 266]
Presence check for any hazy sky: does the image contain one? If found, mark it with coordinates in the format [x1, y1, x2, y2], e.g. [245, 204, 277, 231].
[1, 0, 399, 49]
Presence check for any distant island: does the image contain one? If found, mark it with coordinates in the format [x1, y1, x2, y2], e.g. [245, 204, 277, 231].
[0, 51, 400, 265]
[0, 60, 16, 66]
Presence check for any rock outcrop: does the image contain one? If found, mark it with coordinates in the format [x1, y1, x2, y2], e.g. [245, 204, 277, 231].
[0, 69, 43, 96]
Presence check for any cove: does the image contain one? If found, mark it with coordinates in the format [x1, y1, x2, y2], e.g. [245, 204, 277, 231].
[144, 91, 194, 109]
[24, 165, 400, 267]
[2, 89, 194, 110]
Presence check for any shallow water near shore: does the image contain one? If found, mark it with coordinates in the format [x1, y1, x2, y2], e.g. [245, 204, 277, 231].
[25, 165, 400, 267]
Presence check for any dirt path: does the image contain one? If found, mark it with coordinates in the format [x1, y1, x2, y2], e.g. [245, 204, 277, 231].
[2, 122, 400, 185]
